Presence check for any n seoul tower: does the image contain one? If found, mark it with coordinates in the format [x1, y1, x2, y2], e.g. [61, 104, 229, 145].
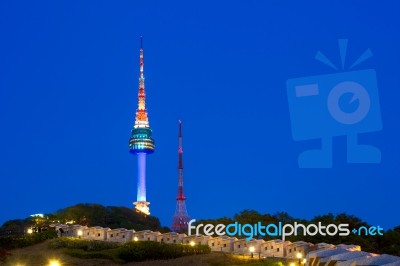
[129, 36, 155, 216]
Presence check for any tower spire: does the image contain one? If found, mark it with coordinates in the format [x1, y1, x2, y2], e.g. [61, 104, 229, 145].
[177, 120, 185, 200]
[135, 36, 148, 128]
[139, 35, 144, 79]
[171, 120, 189, 232]
[129, 36, 155, 216]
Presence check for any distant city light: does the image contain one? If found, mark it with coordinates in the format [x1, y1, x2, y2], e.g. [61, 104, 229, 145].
[30, 214, 44, 218]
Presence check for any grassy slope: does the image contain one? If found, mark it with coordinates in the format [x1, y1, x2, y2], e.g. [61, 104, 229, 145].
[2, 240, 285, 266]
[1, 240, 217, 266]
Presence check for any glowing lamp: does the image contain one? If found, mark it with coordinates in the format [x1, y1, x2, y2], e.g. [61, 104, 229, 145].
[48, 259, 61, 266]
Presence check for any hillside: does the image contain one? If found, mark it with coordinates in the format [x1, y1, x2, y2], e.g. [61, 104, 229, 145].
[1, 205, 399, 256]
[1, 240, 218, 266]
[0, 203, 169, 236]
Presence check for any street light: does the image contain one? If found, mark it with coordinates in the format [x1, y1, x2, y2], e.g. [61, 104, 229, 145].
[133, 236, 139, 241]
[27, 228, 33, 234]
[249, 246, 255, 258]
[48, 259, 61, 266]
[77, 230, 83, 239]
[297, 252, 303, 266]
[190, 241, 195, 247]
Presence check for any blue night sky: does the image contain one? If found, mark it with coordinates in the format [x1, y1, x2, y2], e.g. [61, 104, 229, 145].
[0, 1, 399, 230]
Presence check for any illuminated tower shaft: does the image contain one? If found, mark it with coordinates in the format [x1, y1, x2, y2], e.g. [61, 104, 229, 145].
[171, 120, 189, 232]
[129, 36, 155, 216]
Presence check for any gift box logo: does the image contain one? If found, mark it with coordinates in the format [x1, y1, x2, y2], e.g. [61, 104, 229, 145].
[286, 39, 382, 168]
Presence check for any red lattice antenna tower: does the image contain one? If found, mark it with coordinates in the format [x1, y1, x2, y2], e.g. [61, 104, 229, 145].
[171, 120, 190, 232]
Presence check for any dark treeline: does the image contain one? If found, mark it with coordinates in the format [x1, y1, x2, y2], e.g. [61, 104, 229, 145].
[0, 203, 169, 236]
[197, 210, 400, 256]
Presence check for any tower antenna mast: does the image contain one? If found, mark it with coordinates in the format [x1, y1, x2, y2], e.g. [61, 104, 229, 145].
[171, 120, 190, 232]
